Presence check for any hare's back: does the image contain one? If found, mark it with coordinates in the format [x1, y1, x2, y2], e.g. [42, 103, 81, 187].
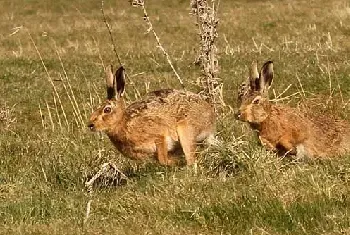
[126, 89, 212, 118]
[307, 114, 350, 156]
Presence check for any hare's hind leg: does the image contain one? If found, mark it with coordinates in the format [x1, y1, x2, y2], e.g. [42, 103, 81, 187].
[176, 122, 196, 165]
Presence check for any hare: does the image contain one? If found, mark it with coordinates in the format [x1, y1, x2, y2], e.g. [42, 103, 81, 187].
[236, 61, 350, 159]
[88, 65, 216, 166]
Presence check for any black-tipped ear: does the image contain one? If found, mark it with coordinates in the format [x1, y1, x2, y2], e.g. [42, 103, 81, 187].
[115, 66, 125, 98]
[249, 61, 260, 91]
[106, 65, 116, 100]
[259, 61, 273, 94]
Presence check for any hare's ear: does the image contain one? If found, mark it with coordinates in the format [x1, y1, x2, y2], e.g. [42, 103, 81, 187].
[259, 61, 273, 94]
[106, 65, 116, 100]
[115, 66, 125, 98]
[249, 61, 260, 92]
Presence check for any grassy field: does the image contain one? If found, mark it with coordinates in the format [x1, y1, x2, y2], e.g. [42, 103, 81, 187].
[1, 0, 350, 234]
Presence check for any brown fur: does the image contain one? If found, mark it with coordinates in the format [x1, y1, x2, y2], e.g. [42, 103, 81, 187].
[236, 61, 350, 159]
[88, 66, 216, 165]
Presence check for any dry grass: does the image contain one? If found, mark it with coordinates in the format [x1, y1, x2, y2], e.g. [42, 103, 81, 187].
[0, 103, 17, 131]
[1, 0, 350, 234]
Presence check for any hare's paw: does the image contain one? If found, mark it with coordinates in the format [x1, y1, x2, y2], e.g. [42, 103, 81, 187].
[259, 136, 276, 152]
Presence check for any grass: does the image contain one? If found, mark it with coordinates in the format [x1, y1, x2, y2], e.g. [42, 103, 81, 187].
[1, 0, 350, 234]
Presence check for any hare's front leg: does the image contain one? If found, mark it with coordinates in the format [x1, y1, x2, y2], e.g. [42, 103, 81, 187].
[155, 136, 177, 166]
[177, 122, 196, 165]
[259, 136, 277, 152]
[278, 135, 297, 156]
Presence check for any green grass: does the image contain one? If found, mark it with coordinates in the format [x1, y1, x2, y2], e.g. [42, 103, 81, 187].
[1, 0, 350, 234]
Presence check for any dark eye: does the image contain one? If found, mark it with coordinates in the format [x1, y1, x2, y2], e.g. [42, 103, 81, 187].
[253, 99, 260, 104]
[103, 106, 112, 113]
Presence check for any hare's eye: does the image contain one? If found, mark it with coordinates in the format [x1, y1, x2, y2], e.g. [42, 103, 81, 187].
[253, 99, 260, 104]
[103, 106, 112, 113]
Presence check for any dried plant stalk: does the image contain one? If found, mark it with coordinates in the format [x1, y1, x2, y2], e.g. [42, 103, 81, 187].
[29, 31, 71, 129]
[84, 199, 93, 224]
[101, 0, 141, 99]
[45, 100, 55, 131]
[191, 0, 222, 111]
[52, 94, 63, 131]
[131, 0, 185, 89]
[38, 103, 46, 129]
[56, 49, 85, 128]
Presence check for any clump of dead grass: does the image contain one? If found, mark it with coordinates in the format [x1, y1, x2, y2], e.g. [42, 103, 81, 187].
[0, 102, 17, 131]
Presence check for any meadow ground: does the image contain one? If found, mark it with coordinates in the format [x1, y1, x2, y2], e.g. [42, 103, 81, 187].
[1, 0, 350, 234]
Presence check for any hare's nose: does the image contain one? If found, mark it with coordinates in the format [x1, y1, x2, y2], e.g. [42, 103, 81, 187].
[234, 111, 241, 120]
[87, 123, 95, 130]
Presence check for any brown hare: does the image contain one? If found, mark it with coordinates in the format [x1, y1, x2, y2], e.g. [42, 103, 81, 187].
[236, 60, 350, 159]
[88, 65, 216, 166]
